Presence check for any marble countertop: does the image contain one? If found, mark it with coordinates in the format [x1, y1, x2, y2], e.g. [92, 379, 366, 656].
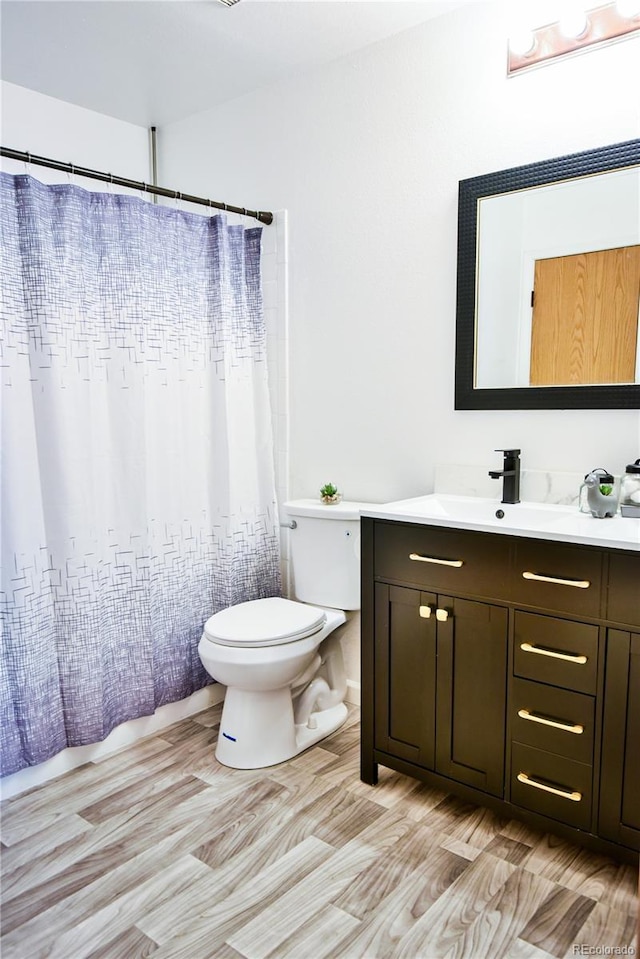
[361, 493, 640, 552]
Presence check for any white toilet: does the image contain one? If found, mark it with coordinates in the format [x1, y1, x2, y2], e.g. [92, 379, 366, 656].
[198, 498, 369, 769]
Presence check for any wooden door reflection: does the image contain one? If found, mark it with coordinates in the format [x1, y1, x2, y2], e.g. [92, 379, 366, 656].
[530, 245, 640, 386]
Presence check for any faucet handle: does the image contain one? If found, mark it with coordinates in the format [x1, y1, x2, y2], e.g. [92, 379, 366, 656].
[495, 448, 521, 456]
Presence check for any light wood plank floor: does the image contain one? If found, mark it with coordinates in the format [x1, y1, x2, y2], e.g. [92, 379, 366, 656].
[1, 704, 638, 959]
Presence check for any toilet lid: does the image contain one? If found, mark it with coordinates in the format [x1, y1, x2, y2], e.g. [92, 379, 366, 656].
[203, 597, 326, 648]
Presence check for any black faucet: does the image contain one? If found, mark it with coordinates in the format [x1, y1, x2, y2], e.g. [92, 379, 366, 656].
[489, 449, 521, 504]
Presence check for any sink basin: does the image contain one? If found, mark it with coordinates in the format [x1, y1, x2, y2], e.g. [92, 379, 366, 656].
[362, 493, 640, 551]
[411, 494, 576, 529]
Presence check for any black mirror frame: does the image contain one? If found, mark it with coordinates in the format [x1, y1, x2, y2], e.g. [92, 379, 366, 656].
[455, 138, 640, 410]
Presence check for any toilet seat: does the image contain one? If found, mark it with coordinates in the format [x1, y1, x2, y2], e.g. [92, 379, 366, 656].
[203, 597, 326, 648]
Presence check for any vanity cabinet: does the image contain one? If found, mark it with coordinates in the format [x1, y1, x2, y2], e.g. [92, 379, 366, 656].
[374, 584, 507, 796]
[361, 517, 640, 863]
[509, 612, 600, 832]
[435, 596, 507, 796]
[374, 585, 436, 770]
[600, 629, 640, 849]
[509, 538, 604, 619]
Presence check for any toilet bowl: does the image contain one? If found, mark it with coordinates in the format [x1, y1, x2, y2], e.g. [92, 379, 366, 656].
[198, 597, 347, 768]
[198, 498, 373, 769]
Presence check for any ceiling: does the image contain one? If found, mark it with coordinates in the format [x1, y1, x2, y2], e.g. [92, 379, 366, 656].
[0, 0, 472, 127]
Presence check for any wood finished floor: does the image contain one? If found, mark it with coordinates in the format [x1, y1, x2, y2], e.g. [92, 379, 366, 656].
[1, 704, 638, 959]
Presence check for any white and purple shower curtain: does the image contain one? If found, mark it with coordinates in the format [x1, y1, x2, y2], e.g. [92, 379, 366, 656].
[0, 173, 281, 776]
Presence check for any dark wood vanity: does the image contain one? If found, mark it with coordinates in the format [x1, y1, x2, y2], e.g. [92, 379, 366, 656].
[360, 516, 640, 863]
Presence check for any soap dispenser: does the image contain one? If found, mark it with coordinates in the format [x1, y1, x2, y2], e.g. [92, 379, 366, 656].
[620, 459, 640, 518]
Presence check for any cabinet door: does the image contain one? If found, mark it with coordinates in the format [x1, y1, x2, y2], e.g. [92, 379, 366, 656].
[374, 583, 436, 769]
[607, 554, 640, 628]
[599, 629, 640, 850]
[435, 597, 508, 797]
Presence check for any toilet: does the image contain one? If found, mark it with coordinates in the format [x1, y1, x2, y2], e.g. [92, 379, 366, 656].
[198, 498, 370, 769]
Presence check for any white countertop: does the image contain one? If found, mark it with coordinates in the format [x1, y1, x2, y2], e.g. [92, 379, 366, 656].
[361, 494, 640, 552]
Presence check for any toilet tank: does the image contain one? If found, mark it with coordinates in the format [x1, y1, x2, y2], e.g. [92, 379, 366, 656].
[283, 499, 373, 611]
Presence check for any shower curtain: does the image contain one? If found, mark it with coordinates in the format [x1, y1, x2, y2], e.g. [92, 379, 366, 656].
[0, 173, 281, 777]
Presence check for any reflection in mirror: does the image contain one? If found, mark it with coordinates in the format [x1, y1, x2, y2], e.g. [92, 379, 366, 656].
[529, 245, 640, 387]
[455, 139, 640, 410]
[475, 168, 640, 389]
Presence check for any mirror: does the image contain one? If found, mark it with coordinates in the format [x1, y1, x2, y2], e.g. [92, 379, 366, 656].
[455, 139, 640, 410]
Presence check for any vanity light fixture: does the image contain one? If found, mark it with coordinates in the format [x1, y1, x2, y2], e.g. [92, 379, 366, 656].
[508, 2, 640, 75]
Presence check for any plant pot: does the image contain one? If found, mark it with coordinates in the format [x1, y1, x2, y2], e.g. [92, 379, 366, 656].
[321, 494, 342, 505]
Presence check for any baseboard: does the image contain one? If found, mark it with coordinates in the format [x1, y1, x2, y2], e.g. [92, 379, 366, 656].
[345, 679, 361, 707]
[0, 683, 225, 800]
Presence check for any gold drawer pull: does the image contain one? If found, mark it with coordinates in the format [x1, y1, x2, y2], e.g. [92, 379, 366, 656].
[517, 709, 584, 735]
[520, 642, 587, 665]
[409, 553, 463, 568]
[522, 571, 590, 589]
[517, 772, 582, 802]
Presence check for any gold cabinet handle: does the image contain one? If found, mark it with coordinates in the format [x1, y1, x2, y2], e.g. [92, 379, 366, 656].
[520, 642, 587, 665]
[517, 772, 582, 802]
[419, 605, 449, 622]
[517, 709, 584, 735]
[522, 571, 590, 589]
[409, 553, 463, 568]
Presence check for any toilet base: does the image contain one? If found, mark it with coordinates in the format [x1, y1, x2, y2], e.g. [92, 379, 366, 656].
[294, 701, 348, 757]
[215, 686, 348, 769]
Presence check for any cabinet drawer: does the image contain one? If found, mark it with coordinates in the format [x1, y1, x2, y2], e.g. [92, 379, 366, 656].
[607, 553, 640, 628]
[374, 522, 510, 600]
[511, 540, 603, 617]
[514, 611, 599, 694]
[511, 742, 592, 830]
[511, 677, 594, 764]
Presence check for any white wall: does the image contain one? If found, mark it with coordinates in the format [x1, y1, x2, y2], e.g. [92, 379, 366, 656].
[160, 1, 640, 505]
[1, 81, 150, 180]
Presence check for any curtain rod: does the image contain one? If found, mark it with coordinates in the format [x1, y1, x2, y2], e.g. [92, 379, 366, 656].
[0, 146, 273, 226]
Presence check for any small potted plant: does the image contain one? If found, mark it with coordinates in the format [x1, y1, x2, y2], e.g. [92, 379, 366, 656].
[320, 482, 341, 505]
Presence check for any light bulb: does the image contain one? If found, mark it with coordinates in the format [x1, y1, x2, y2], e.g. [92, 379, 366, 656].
[509, 30, 536, 56]
[559, 8, 589, 38]
[616, 0, 640, 17]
